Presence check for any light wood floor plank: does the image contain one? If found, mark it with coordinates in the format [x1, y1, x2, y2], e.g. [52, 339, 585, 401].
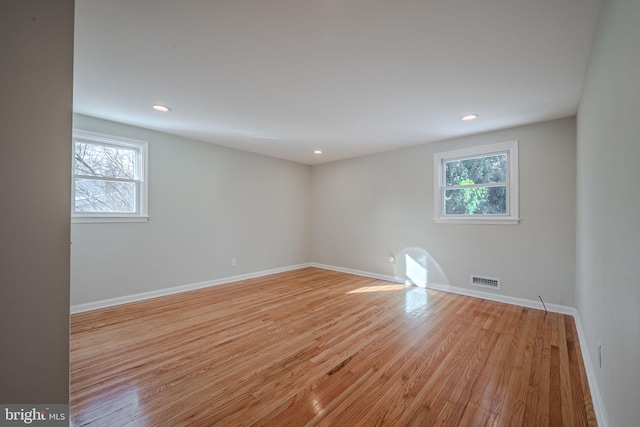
[70, 268, 597, 426]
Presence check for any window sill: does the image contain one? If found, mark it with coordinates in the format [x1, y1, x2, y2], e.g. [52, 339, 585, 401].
[72, 216, 149, 224]
[434, 217, 520, 225]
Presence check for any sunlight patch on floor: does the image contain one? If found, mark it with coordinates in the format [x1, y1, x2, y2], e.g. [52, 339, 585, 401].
[347, 284, 407, 294]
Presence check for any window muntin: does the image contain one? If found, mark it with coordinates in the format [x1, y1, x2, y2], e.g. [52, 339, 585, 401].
[72, 130, 148, 223]
[434, 141, 518, 224]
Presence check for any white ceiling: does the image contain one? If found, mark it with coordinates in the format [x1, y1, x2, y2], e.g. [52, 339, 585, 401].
[73, 0, 601, 165]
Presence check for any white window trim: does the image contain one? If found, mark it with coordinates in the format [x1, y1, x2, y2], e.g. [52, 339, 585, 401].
[72, 129, 149, 224]
[434, 140, 519, 225]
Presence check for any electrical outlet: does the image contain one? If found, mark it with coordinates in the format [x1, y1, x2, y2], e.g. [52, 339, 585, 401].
[598, 342, 602, 368]
[231, 258, 237, 267]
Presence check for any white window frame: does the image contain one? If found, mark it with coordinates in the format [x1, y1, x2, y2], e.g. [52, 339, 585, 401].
[434, 140, 519, 225]
[72, 129, 149, 223]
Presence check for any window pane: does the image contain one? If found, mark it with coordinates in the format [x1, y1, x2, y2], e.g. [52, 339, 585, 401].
[74, 178, 136, 213]
[445, 186, 507, 215]
[445, 154, 507, 186]
[74, 141, 136, 179]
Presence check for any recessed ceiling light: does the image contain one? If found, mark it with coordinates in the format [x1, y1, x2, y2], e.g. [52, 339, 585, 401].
[152, 104, 171, 112]
[461, 114, 479, 121]
[313, 150, 323, 154]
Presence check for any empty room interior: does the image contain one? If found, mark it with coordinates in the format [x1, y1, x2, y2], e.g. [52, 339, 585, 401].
[2, 0, 640, 426]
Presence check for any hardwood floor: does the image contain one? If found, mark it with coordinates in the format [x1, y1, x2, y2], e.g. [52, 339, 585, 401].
[70, 267, 597, 426]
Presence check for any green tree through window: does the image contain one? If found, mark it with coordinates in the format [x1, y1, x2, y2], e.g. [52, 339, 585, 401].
[444, 154, 507, 215]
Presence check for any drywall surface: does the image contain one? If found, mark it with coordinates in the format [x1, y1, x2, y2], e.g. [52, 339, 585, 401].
[0, 0, 73, 403]
[312, 118, 576, 306]
[71, 115, 311, 305]
[576, 0, 640, 425]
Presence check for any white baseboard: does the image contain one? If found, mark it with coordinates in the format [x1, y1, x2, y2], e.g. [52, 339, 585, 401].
[70, 263, 312, 314]
[310, 262, 404, 284]
[572, 311, 609, 427]
[311, 262, 608, 426]
[311, 262, 573, 314]
[424, 282, 575, 315]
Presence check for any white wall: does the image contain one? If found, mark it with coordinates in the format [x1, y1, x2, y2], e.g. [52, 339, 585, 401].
[71, 114, 311, 305]
[0, 0, 73, 403]
[312, 118, 576, 306]
[576, 0, 640, 425]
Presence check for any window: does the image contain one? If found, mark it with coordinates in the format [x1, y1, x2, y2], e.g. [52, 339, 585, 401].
[434, 140, 519, 224]
[72, 130, 148, 223]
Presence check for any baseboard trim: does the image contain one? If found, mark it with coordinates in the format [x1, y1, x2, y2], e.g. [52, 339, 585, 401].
[424, 282, 575, 315]
[572, 311, 609, 427]
[70, 263, 312, 314]
[310, 262, 404, 284]
[311, 263, 572, 314]
[311, 263, 607, 426]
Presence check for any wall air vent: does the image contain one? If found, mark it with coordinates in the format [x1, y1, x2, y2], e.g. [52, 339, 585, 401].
[471, 275, 501, 290]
